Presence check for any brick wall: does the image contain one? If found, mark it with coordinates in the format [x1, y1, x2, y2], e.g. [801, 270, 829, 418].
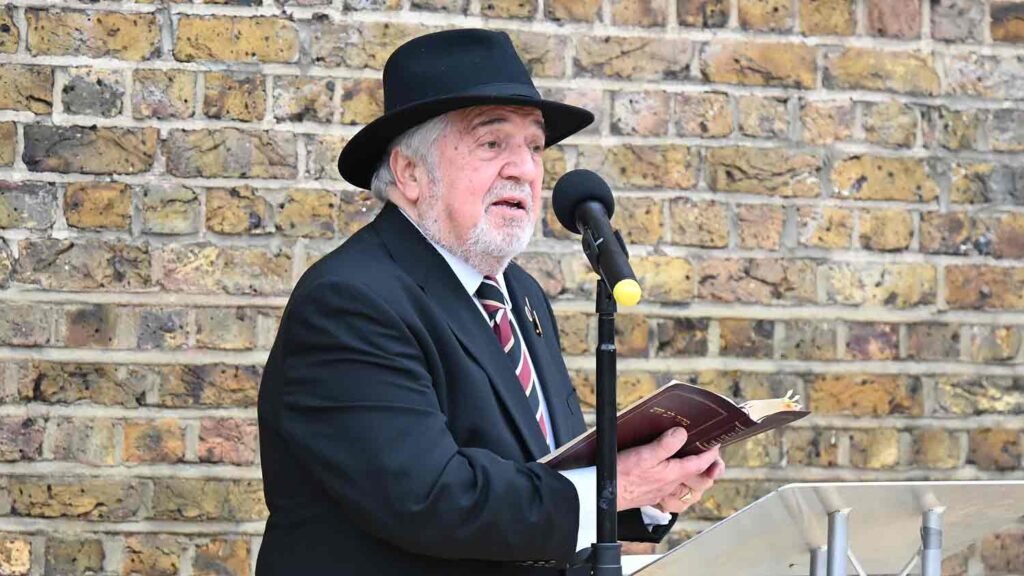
[1, 0, 1023, 574]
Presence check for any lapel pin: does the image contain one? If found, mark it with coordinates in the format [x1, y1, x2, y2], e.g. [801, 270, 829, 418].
[524, 296, 543, 337]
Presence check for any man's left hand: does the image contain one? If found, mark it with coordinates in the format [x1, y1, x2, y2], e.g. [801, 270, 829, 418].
[653, 447, 725, 514]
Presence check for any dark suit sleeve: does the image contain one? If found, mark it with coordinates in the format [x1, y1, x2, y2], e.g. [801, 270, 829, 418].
[275, 278, 581, 565]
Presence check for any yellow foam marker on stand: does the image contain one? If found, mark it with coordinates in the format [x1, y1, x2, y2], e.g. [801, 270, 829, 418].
[612, 279, 642, 307]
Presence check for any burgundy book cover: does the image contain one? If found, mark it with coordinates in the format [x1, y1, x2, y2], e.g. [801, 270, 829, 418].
[541, 381, 810, 471]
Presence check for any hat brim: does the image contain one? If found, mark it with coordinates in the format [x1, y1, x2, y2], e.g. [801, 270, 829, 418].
[337, 93, 594, 190]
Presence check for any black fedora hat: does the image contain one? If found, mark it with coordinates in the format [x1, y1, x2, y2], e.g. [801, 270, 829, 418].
[337, 28, 594, 190]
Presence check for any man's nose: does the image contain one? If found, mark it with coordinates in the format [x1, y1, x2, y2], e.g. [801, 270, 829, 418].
[498, 142, 541, 182]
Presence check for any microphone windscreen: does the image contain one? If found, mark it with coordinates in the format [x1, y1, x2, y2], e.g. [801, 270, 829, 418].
[551, 169, 615, 234]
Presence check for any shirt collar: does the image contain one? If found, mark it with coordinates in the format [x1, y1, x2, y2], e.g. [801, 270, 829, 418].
[396, 205, 491, 297]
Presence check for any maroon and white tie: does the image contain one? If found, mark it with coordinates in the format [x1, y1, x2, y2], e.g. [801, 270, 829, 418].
[476, 275, 550, 443]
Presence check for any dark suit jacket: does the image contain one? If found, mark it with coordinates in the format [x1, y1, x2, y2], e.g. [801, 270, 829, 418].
[256, 203, 674, 575]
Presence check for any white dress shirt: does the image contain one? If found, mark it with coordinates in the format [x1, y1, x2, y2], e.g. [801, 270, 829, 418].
[397, 208, 672, 553]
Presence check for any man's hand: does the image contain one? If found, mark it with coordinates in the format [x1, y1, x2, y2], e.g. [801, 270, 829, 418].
[653, 446, 724, 514]
[616, 427, 725, 513]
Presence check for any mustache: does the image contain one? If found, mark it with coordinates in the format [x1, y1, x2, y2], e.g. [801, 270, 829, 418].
[485, 180, 534, 211]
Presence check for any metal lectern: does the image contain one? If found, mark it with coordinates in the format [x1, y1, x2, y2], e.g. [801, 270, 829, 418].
[632, 481, 1024, 576]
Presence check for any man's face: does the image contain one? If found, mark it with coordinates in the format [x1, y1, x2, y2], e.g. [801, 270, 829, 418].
[416, 105, 546, 273]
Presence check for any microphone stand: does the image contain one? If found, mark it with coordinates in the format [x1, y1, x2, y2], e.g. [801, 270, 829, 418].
[583, 228, 623, 576]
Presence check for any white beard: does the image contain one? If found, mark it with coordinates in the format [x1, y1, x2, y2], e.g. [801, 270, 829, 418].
[417, 178, 537, 276]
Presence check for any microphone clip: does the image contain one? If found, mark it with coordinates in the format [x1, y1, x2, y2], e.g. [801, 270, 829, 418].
[581, 226, 630, 293]
[581, 226, 602, 277]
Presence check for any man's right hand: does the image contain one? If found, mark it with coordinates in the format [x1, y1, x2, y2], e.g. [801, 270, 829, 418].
[616, 427, 723, 512]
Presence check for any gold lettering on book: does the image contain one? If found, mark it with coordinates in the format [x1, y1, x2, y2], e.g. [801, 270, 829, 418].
[649, 407, 691, 426]
[695, 422, 750, 451]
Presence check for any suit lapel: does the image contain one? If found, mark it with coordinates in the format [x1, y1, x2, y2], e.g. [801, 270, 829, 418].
[373, 204, 550, 461]
[504, 265, 580, 449]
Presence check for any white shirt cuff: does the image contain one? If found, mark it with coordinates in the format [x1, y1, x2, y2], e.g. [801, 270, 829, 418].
[640, 505, 673, 529]
[560, 467, 673, 552]
[559, 466, 597, 553]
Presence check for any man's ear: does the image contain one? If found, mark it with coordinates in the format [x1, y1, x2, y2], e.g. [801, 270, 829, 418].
[390, 148, 425, 205]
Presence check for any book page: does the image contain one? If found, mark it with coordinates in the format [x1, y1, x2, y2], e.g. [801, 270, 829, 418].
[740, 390, 803, 422]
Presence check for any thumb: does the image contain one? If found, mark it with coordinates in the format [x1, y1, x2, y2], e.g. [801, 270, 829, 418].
[647, 427, 688, 464]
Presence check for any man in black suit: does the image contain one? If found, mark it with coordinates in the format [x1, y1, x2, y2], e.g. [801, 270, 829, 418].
[256, 29, 724, 575]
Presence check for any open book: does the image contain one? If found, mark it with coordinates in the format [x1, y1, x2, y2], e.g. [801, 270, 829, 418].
[540, 380, 809, 470]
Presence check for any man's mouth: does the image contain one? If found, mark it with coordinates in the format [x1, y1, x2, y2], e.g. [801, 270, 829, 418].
[490, 198, 527, 211]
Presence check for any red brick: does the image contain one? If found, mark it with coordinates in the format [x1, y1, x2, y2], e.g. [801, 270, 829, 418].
[946, 265, 1024, 310]
[845, 323, 899, 360]
[0, 418, 44, 462]
[199, 419, 259, 465]
[698, 259, 816, 304]
[655, 318, 709, 357]
[968, 428, 1021, 470]
[866, 0, 921, 38]
[981, 530, 1024, 572]
[737, 204, 785, 250]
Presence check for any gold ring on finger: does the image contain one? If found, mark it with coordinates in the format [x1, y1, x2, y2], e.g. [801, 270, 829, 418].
[679, 487, 693, 503]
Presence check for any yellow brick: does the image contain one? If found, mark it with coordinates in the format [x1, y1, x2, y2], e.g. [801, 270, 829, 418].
[204, 72, 265, 122]
[832, 156, 939, 202]
[858, 209, 913, 251]
[0, 123, 14, 166]
[27, 9, 160, 60]
[800, 99, 854, 144]
[0, 6, 18, 54]
[739, 0, 793, 31]
[64, 182, 131, 231]
[702, 41, 817, 88]
[799, 0, 855, 35]
[175, 16, 299, 63]
[826, 48, 939, 95]
[611, 0, 667, 26]
[546, 0, 601, 22]
[992, 1, 1024, 42]
[576, 35, 692, 80]
[0, 65, 53, 113]
[577, 145, 698, 190]
[706, 147, 821, 197]
[797, 206, 853, 248]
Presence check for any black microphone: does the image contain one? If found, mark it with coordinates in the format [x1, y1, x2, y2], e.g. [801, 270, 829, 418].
[552, 169, 642, 307]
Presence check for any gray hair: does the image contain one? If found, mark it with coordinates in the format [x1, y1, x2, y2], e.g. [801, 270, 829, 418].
[369, 114, 452, 201]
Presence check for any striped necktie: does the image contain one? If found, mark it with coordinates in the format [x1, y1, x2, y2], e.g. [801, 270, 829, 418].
[476, 275, 550, 443]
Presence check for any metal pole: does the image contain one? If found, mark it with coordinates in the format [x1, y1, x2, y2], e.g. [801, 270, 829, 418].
[921, 509, 943, 576]
[591, 279, 621, 576]
[827, 509, 850, 576]
[810, 547, 827, 576]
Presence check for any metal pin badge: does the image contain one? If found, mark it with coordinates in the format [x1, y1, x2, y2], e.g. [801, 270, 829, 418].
[524, 296, 543, 337]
